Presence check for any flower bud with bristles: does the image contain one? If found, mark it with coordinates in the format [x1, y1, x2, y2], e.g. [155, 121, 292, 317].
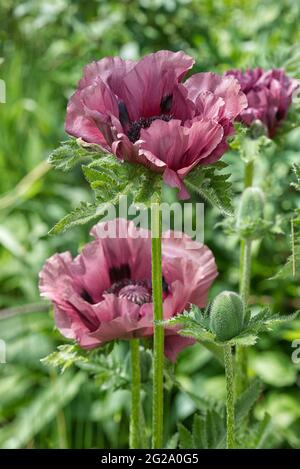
[210, 291, 245, 341]
[236, 187, 266, 240]
[249, 119, 268, 139]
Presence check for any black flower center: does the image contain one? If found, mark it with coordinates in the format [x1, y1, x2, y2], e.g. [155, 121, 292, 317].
[118, 94, 173, 143]
[127, 115, 172, 143]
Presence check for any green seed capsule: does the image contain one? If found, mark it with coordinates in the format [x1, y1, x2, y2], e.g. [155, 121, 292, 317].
[210, 291, 245, 341]
[236, 187, 265, 240]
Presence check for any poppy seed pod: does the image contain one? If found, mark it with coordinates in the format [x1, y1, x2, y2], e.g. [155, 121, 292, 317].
[210, 291, 245, 341]
[236, 187, 265, 240]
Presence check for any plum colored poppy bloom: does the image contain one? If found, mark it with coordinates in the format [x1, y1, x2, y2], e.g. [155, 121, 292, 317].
[226, 68, 298, 137]
[65, 51, 247, 199]
[39, 219, 217, 361]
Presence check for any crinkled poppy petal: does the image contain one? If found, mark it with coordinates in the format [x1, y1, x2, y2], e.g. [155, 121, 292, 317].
[54, 302, 100, 349]
[120, 51, 194, 120]
[185, 118, 224, 164]
[39, 256, 101, 327]
[53, 304, 76, 340]
[213, 74, 248, 119]
[136, 148, 167, 172]
[112, 132, 167, 173]
[82, 107, 116, 147]
[80, 79, 120, 147]
[170, 83, 195, 121]
[79, 57, 136, 95]
[164, 335, 196, 363]
[91, 219, 152, 281]
[80, 78, 119, 116]
[39, 252, 82, 303]
[73, 240, 111, 303]
[150, 50, 195, 81]
[64, 90, 108, 146]
[194, 91, 225, 120]
[185, 72, 247, 120]
[162, 231, 218, 306]
[163, 168, 190, 200]
[162, 279, 192, 320]
[226, 68, 264, 93]
[112, 133, 140, 162]
[139, 119, 189, 169]
[200, 120, 234, 165]
[177, 118, 224, 177]
[39, 253, 101, 343]
[138, 118, 223, 192]
[87, 294, 153, 345]
[112, 132, 167, 175]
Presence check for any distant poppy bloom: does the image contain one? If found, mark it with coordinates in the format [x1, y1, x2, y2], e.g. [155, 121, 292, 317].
[65, 50, 247, 199]
[39, 219, 217, 361]
[226, 68, 298, 137]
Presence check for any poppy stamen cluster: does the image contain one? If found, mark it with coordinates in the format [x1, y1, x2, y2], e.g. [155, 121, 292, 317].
[105, 279, 152, 306]
[127, 114, 173, 143]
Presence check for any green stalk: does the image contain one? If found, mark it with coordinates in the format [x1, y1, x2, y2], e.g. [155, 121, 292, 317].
[130, 339, 141, 449]
[151, 201, 164, 449]
[224, 345, 235, 449]
[236, 160, 254, 395]
[236, 238, 252, 395]
[50, 371, 68, 448]
[240, 238, 252, 303]
[243, 160, 254, 188]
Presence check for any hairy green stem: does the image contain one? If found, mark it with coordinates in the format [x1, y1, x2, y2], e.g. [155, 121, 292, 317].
[240, 238, 252, 303]
[224, 345, 235, 449]
[151, 202, 164, 449]
[291, 217, 296, 277]
[236, 233, 252, 396]
[243, 160, 254, 188]
[236, 160, 254, 396]
[130, 339, 141, 449]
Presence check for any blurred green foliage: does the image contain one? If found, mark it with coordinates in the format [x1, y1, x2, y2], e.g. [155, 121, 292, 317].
[1, 0, 300, 449]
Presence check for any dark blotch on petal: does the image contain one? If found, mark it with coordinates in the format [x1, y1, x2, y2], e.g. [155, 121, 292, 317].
[109, 263, 131, 284]
[82, 289, 94, 304]
[118, 101, 131, 130]
[275, 109, 285, 121]
[160, 94, 173, 113]
[162, 276, 169, 294]
[67, 302, 98, 331]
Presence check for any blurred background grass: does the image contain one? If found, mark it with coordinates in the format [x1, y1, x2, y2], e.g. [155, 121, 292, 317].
[0, 0, 300, 449]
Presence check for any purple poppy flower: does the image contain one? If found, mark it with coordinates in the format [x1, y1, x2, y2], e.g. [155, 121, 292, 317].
[39, 219, 218, 361]
[226, 68, 298, 137]
[65, 51, 247, 199]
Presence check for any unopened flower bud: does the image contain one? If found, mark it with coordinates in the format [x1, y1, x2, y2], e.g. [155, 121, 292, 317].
[249, 119, 268, 139]
[236, 187, 265, 240]
[210, 291, 245, 341]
